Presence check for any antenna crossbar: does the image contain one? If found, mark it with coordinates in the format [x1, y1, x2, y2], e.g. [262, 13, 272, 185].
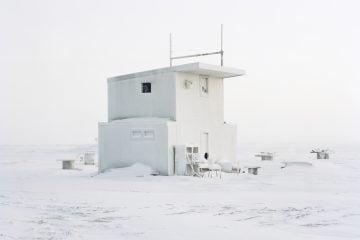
[171, 51, 222, 60]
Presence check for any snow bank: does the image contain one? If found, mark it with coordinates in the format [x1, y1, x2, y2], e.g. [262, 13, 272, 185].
[1, 145, 359, 240]
[98, 163, 156, 178]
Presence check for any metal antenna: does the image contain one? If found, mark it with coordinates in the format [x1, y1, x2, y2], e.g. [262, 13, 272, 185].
[221, 24, 223, 66]
[169, 33, 172, 67]
[169, 24, 224, 67]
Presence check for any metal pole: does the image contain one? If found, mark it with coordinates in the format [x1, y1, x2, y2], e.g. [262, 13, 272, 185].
[221, 24, 223, 66]
[169, 33, 172, 67]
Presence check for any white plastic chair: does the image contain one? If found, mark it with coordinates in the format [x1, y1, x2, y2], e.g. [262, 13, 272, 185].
[186, 152, 204, 177]
[207, 158, 222, 178]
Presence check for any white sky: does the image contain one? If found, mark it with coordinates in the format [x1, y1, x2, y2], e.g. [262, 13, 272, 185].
[1, 0, 359, 145]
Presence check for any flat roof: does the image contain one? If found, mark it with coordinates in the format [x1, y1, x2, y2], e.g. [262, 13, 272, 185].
[108, 62, 245, 82]
[99, 117, 172, 125]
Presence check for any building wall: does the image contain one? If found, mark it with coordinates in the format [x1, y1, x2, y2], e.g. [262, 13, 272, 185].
[167, 121, 178, 175]
[175, 72, 224, 124]
[98, 119, 236, 175]
[108, 72, 176, 121]
[98, 119, 172, 175]
[173, 72, 236, 162]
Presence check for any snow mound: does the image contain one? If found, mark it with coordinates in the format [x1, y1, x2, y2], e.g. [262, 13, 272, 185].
[99, 163, 156, 178]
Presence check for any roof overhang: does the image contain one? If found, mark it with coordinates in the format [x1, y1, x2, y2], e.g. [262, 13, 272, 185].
[173, 62, 245, 78]
[108, 62, 245, 82]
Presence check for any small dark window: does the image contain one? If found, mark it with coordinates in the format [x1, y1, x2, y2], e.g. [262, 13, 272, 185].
[142, 82, 151, 93]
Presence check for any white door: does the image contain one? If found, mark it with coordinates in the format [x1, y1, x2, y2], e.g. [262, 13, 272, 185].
[200, 132, 209, 160]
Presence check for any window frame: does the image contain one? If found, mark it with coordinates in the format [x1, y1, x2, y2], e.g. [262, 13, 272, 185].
[199, 75, 209, 97]
[141, 82, 152, 93]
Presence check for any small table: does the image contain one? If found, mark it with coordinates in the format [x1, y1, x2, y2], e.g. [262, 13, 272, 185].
[60, 160, 75, 170]
[245, 166, 261, 175]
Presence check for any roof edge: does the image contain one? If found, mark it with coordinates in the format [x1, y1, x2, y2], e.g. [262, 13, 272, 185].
[108, 62, 245, 83]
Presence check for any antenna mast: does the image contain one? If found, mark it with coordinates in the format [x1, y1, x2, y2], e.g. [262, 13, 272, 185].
[169, 24, 224, 67]
[221, 24, 223, 66]
[169, 33, 172, 67]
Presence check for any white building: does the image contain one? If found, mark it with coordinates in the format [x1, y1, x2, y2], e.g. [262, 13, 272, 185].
[98, 62, 245, 175]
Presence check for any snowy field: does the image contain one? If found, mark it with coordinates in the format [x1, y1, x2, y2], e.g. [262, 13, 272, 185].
[1, 144, 359, 240]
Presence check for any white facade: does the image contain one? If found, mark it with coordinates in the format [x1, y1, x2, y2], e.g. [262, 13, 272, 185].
[98, 62, 245, 175]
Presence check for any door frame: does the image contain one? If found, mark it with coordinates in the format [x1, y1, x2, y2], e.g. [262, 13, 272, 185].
[200, 131, 210, 160]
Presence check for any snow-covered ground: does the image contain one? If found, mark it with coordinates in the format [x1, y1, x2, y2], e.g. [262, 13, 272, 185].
[1, 144, 359, 240]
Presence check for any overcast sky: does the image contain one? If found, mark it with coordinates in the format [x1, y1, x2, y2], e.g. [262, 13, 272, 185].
[1, 0, 359, 145]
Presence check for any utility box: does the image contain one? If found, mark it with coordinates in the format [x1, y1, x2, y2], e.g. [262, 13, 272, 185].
[83, 151, 95, 165]
[174, 145, 199, 175]
[246, 166, 260, 175]
[311, 149, 331, 159]
[61, 160, 75, 170]
[255, 152, 274, 161]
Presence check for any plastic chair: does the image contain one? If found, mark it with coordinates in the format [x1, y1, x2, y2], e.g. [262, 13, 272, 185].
[207, 158, 222, 178]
